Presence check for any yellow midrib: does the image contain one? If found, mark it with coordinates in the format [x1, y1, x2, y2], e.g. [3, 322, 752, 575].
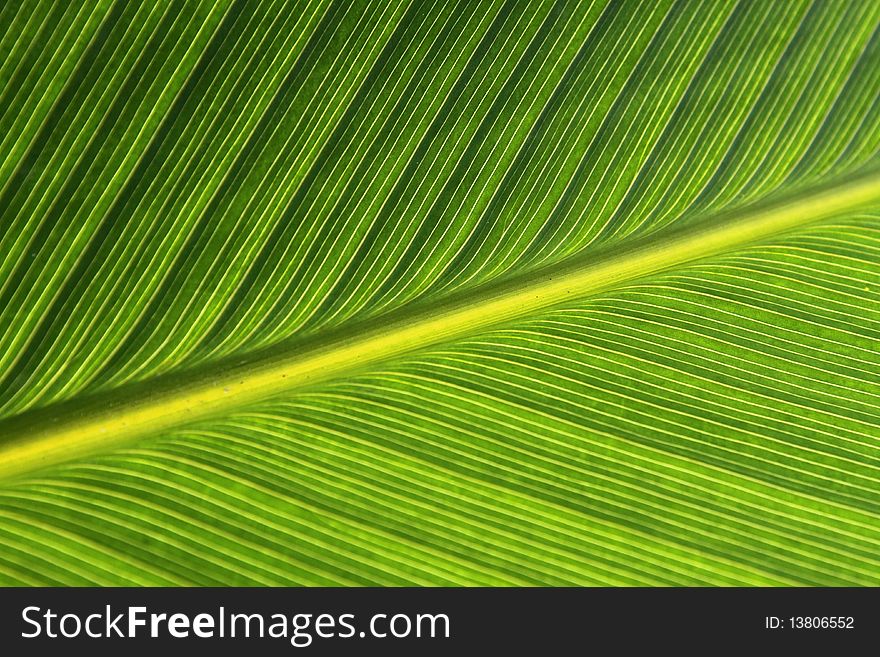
[2, 169, 880, 480]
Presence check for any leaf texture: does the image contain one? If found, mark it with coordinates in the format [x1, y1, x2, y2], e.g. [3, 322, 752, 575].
[0, 0, 879, 585]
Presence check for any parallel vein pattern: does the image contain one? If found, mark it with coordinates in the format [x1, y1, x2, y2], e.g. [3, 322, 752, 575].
[0, 0, 879, 585]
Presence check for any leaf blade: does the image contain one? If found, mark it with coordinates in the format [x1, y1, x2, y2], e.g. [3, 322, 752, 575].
[1, 0, 879, 586]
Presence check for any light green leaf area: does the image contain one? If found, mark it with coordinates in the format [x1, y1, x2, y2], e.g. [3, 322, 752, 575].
[0, 0, 879, 585]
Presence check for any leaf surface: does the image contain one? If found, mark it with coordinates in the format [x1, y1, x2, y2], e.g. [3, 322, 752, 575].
[0, 0, 879, 585]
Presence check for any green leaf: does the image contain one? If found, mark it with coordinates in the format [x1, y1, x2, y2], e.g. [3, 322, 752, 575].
[0, 0, 878, 586]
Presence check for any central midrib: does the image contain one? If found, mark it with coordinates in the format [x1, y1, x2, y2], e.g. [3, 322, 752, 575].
[2, 169, 880, 480]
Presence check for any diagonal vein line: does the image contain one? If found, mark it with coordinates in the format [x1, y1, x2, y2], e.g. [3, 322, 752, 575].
[1, 167, 879, 480]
